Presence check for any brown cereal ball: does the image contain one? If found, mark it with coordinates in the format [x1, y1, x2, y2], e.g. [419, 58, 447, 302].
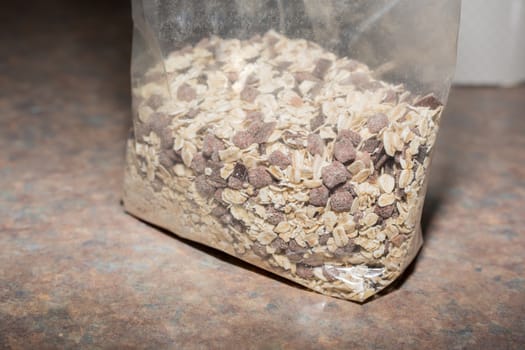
[330, 191, 354, 212]
[309, 186, 329, 207]
[321, 161, 349, 189]
[248, 166, 273, 188]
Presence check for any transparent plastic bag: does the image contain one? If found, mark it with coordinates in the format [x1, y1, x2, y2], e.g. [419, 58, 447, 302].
[123, 0, 460, 302]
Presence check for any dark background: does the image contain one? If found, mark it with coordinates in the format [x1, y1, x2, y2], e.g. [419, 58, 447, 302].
[0, 1, 132, 128]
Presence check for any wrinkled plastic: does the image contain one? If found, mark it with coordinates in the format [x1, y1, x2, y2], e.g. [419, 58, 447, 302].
[123, 0, 460, 301]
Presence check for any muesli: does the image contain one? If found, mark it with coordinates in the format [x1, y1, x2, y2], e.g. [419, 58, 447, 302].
[123, 30, 442, 301]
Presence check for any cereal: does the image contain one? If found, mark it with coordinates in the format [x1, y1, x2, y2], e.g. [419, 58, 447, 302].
[195, 175, 216, 197]
[266, 207, 285, 225]
[307, 134, 324, 156]
[361, 138, 380, 153]
[202, 134, 224, 158]
[330, 191, 354, 212]
[248, 166, 273, 188]
[268, 150, 291, 168]
[378, 174, 395, 193]
[240, 86, 258, 102]
[124, 31, 443, 302]
[231, 163, 248, 181]
[313, 58, 332, 79]
[338, 129, 362, 147]
[248, 121, 276, 144]
[190, 153, 206, 174]
[367, 113, 389, 133]
[309, 186, 329, 207]
[375, 203, 396, 219]
[232, 131, 254, 149]
[398, 169, 414, 189]
[322, 161, 349, 189]
[414, 94, 443, 109]
[334, 137, 357, 163]
[227, 176, 244, 190]
[177, 83, 196, 102]
[310, 113, 326, 131]
[378, 193, 396, 207]
[296, 264, 314, 279]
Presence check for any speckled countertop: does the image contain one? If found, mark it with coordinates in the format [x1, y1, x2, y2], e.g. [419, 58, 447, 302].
[1, 1, 524, 349]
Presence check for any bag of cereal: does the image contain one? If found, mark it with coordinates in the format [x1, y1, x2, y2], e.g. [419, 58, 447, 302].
[124, 0, 461, 301]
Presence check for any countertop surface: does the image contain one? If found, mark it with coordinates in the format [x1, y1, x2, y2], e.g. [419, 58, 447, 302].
[1, 1, 524, 349]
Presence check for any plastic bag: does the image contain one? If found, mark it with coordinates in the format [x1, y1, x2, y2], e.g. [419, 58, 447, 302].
[123, 0, 460, 302]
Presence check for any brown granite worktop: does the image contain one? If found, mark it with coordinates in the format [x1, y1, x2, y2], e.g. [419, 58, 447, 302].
[1, 1, 524, 349]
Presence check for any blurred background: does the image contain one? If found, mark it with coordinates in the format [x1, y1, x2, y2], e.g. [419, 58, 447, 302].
[455, 0, 525, 86]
